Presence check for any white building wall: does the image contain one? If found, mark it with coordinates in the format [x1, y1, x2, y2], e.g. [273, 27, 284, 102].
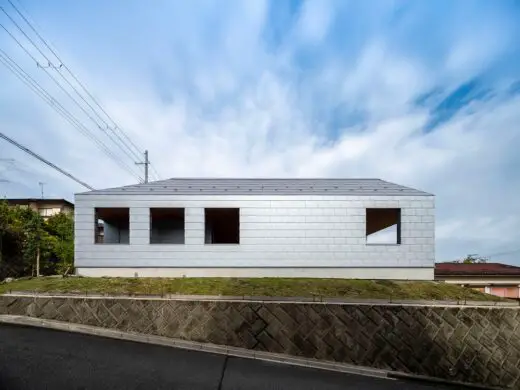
[74, 194, 435, 279]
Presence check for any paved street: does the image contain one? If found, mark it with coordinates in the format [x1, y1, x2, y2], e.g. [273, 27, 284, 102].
[0, 324, 458, 390]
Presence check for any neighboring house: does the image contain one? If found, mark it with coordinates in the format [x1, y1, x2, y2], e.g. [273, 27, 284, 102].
[435, 262, 520, 299]
[6, 198, 74, 220]
[74, 178, 435, 279]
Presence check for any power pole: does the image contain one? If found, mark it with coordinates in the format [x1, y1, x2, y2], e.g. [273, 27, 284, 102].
[144, 150, 149, 184]
[135, 150, 149, 183]
[38, 181, 45, 198]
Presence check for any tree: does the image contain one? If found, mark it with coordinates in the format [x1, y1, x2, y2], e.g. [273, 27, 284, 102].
[0, 202, 36, 278]
[45, 212, 74, 275]
[0, 200, 8, 266]
[457, 254, 488, 264]
[19, 207, 47, 277]
[0, 200, 74, 279]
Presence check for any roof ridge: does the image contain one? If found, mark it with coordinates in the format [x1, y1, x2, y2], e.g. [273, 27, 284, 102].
[157, 177, 383, 181]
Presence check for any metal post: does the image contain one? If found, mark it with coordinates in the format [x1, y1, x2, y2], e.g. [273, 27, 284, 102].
[38, 181, 45, 198]
[144, 150, 149, 184]
[135, 150, 150, 184]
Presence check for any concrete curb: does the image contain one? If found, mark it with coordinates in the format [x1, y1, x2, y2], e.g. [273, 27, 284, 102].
[0, 315, 388, 379]
[388, 372, 503, 390]
[2, 292, 517, 307]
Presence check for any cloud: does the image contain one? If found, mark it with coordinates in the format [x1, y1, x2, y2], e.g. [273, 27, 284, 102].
[295, 0, 334, 43]
[1, 0, 520, 264]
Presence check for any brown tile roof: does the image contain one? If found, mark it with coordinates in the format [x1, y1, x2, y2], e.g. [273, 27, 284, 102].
[435, 262, 520, 276]
[6, 198, 74, 207]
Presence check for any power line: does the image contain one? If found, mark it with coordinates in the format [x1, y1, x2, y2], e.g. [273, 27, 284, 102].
[0, 30, 143, 182]
[5, 0, 160, 180]
[8, 0, 143, 153]
[0, 8, 145, 178]
[482, 248, 520, 259]
[0, 48, 141, 181]
[149, 163, 160, 181]
[0, 131, 94, 190]
[1, 158, 61, 193]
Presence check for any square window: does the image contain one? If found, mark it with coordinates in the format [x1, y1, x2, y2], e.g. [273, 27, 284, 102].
[366, 208, 401, 244]
[150, 208, 185, 244]
[95, 208, 129, 244]
[205, 208, 239, 244]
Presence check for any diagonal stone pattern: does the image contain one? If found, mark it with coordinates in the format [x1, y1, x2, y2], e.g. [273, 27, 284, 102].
[0, 295, 519, 389]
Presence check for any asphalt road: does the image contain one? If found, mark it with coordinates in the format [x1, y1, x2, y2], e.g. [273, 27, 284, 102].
[0, 324, 459, 390]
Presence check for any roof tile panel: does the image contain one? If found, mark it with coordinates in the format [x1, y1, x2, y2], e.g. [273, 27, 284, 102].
[78, 178, 432, 196]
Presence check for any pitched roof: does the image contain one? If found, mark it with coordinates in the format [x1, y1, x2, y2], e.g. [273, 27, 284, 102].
[77, 178, 432, 196]
[435, 262, 520, 276]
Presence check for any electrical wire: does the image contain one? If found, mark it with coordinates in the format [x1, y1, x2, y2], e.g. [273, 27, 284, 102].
[482, 248, 520, 259]
[6, 0, 160, 179]
[0, 49, 142, 181]
[0, 131, 94, 190]
[0, 8, 144, 174]
[149, 164, 160, 181]
[0, 48, 138, 179]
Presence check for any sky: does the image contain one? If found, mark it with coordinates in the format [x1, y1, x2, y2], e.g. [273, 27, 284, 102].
[0, 0, 519, 264]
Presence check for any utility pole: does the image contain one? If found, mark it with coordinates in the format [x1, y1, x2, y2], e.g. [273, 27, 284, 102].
[38, 181, 45, 198]
[144, 150, 149, 184]
[135, 150, 149, 183]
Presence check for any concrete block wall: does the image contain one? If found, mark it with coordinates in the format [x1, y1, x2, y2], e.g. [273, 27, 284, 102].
[74, 194, 435, 279]
[1, 295, 518, 388]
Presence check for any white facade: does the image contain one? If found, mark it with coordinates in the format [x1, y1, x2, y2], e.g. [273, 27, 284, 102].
[74, 193, 435, 279]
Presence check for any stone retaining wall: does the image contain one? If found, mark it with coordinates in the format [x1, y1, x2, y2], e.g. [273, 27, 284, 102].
[1, 295, 518, 388]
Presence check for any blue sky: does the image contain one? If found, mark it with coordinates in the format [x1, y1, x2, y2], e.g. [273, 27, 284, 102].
[1, 0, 520, 263]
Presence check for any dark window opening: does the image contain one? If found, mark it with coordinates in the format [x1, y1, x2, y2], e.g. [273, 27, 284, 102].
[366, 208, 401, 244]
[205, 208, 239, 244]
[150, 208, 185, 244]
[95, 208, 129, 244]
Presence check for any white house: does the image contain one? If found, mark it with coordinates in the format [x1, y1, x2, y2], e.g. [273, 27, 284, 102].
[74, 178, 435, 279]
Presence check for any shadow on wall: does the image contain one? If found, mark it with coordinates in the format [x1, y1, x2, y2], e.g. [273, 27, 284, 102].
[150, 208, 185, 244]
[366, 208, 401, 244]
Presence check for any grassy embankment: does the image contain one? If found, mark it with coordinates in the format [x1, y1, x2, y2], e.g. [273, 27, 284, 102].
[0, 277, 505, 301]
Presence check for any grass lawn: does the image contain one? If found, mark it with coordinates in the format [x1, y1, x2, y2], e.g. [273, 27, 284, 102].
[0, 276, 505, 301]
